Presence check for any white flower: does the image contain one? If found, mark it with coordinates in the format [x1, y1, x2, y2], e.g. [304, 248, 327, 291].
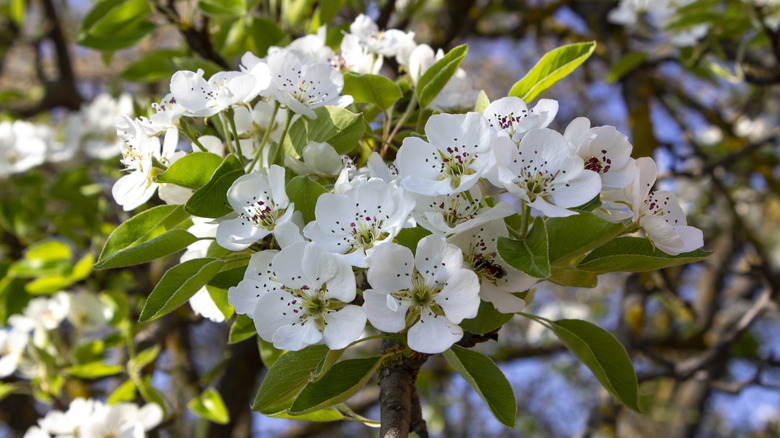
[412, 186, 516, 236]
[170, 68, 267, 117]
[216, 165, 298, 251]
[64, 93, 134, 160]
[284, 141, 344, 176]
[396, 112, 494, 196]
[483, 96, 558, 142]
[333, 34, 382, 74]
[278, 25, 334, 64]
[492, 128, 602, 217]
[0, 120, 49, 177]
[303, 178, 415, 268]
[606, 157, 703, 255]
[349, 14, 416, 61]
[363, 235, 480, 354]
[29, 398, 163, 438]
[448, 220, 537, 313]
[0, 326, 29, 378]
[64, 291, 114, 332]
[112, 116, 181, 211]
[137, 93, 186, 136]
[182, 218, 226, 322]
[228, 243, 366, 351]
[564, 117, 637, 190]
[265, 49, 353, 119]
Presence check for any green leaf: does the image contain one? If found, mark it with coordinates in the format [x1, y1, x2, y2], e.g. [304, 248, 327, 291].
[252, 345, 330, 412]
[289, 356, 381, 414]
[120, 49, 186, 83]
[229, 314, 256, 344]
[550, 319, 640, 411]
[258, 338, 285, 368]
[0, 382, 27, 402]
[77, 0, 155, 50]
[460, 300, 514, 335]
[129, 345, 160, 375]
[137, 377, 167, 418]
[188, 388, 230, 424]
[185, 154, 244, 218]
[577, 237, 711, 273]
[417, 44, 468, 110]
[343, 73, 403, 109]
[139, 258, 225, 323]
[497, 216, 549, 278]
[546, 212, 625, 265]
[108, 380, 137, 404]
[198, 0, 244, 17]
[548, 267, 598, 288]
[209, 265, 247, 290]
[444, 345, 516, 428]
[247, 18, 287, 58]
[286, 176, 328, 223]
[285, 106, 366, 155]
[394, 227, 432, 255]
[26, 240, 71, 261]
[508, 42, 596, 102]
[96, 205, 193, 269]
[66, 362, 124, 379]
[270, 408, 345, 421]
[156, 152, 224, 189]
[206, 286, 234, 321]
[606, 52, 647, 84]
[474, 90, 490, 113]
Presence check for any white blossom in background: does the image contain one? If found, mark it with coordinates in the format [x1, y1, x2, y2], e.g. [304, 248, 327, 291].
[64, 291, 114, 333]
[349, 14, 416, 63]
[483, 96, 558, 142]
[0, 325, 29, 378]
[63, 93, 134, 160]
[607, 0, 708, 46]
[603, 157, 703, 255]
[448, 220, 537, 313]
[284, 141, 344, 176]
[333, 33, 382, 74]
[24, 398, 163, 438]
[363, 235, 480, 354]
[407, 44, 477, 109]
[228, 242, 366, 351]
[396, 112, 494, 196]
[112, 115, 181, 211]
[412, 186, 516, 236]
[274, 25, 334, 64]
[0, 120, 49, 177]
[564, 117, 637, 190]
[304, 178, 415, 267]
[263, 49, 353, 119]
[138, 93, 186, 137]
[170, 68, 267, 117]
[492, 128, 602, 217]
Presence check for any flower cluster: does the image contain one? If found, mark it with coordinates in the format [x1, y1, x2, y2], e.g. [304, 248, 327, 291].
[24, 398, 162, 438]
[103, 14, 703, 356]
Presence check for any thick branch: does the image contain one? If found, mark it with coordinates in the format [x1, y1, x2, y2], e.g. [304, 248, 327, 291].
[378, 344, 428, 438]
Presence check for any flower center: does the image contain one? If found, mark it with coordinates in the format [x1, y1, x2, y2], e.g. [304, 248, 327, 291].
[347, 216, 389, 253]
[584, 150, 612, 174]
[438, 146, 476, 189]
[241, 200, 284, 229]
[281, 284, 342, 330]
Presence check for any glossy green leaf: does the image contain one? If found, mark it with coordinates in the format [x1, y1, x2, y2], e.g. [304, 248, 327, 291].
[548, 267, 598, 288]
[188, 388, 230, 424]
[417, 44, 468, 110]
[206, 286, 234, 321]
[460, 300, 514, 335]
[444, 345, 516, 428]
[77, 0, 155, 50]
[229, 314, 256, 344]
[96, 205, 194, 269]
[185, 154, 244, 218]
[26, 240, 71, 261]
[156, 152, 224, 189]
[508, 42, 596, 102]
[139, 258, 225, 323]
[252, 345, 330, 412]
[394, 227, 432, 255]
[120, 49, 186, 83]
[577, 237, 711, 273]
[270, 408, 345, 421]
[606, 52, 647, 84]
[497, 216, 549, 278]
[474, 90, 490, 113]
[550, 319, 640, 411]
[257, 338, 284, 368]
[286, 106, 365, 155]
[546, 212, 625, 265]
[289, 356, 381, 414]
[209, 265, 247, 290]
[0, 382, 27, 403]
[343, 73, 403, 109]
[286, 176, 327, 223]
[247, 18, 287, 58]
[66, 362, 124, 379]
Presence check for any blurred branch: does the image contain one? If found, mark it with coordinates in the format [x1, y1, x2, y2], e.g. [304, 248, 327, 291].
[152, 0, 231, 70]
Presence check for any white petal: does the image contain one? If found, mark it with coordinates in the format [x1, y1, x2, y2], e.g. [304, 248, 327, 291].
[363, 290, 409, 333]
[227, 279, 264, 315]
[302, 243, 356, 302]
[436, 269, 481, 323]
[138, 403, 164, 431]
[414, 234, 463, 284]
[407, 311, 463, 354]
[479, 281, 526, 313]
[272, 321, 322, 351]
[366, 244, 414, 294]
[322, 305, 366, 350]
[189, 288, 226, 322]
[216, 217, 269, 251]
[253, 290, 303, 342]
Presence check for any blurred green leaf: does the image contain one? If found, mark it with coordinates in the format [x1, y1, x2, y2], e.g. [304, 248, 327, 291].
[417, 44, 468, 110]
[188, 388, 230, 424]
[509, 42, 596, 102]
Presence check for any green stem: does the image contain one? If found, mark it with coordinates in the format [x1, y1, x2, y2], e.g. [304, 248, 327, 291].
[519, 201, 531, 240]
[269, 110, 294, 166]
[383, 92, 418, 158]
[249, 102, 280, 171]
[227, 110, 243, 160]
[220, 113, 236, 156]
[180, 121, 207, 152]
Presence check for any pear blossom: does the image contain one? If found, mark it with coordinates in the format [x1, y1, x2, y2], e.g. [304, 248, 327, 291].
[264, 49, 353, 119]
[412, 186, 516, 236]
[274, 25, 334, 64]
[228, 242, 366, 351]
[332, 33, 383, 74]
[26, 398, 163, 438]
[0, 325, 29, 377]
[448, 220, 537, 313]
[63, 291, 114, 332]
[137, 93, 186, 136]
[63, 93, 134, 160]
[170, 68, 267, 117]
[492, 128, 602, 217]
[284, 141, 345, 176]
[0, 120, 49, 177]
[304, 178, 415, 267]
[604, 157, 703, 255]
[349, 14, 416, 62]
[216, 165, 298, 251]
[396, 112, 494, 196]
[564, 117, 637, 190]
[363, 235, 480, 354]
[483, 96, 558, 142]
[182, 218, 227, 322]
